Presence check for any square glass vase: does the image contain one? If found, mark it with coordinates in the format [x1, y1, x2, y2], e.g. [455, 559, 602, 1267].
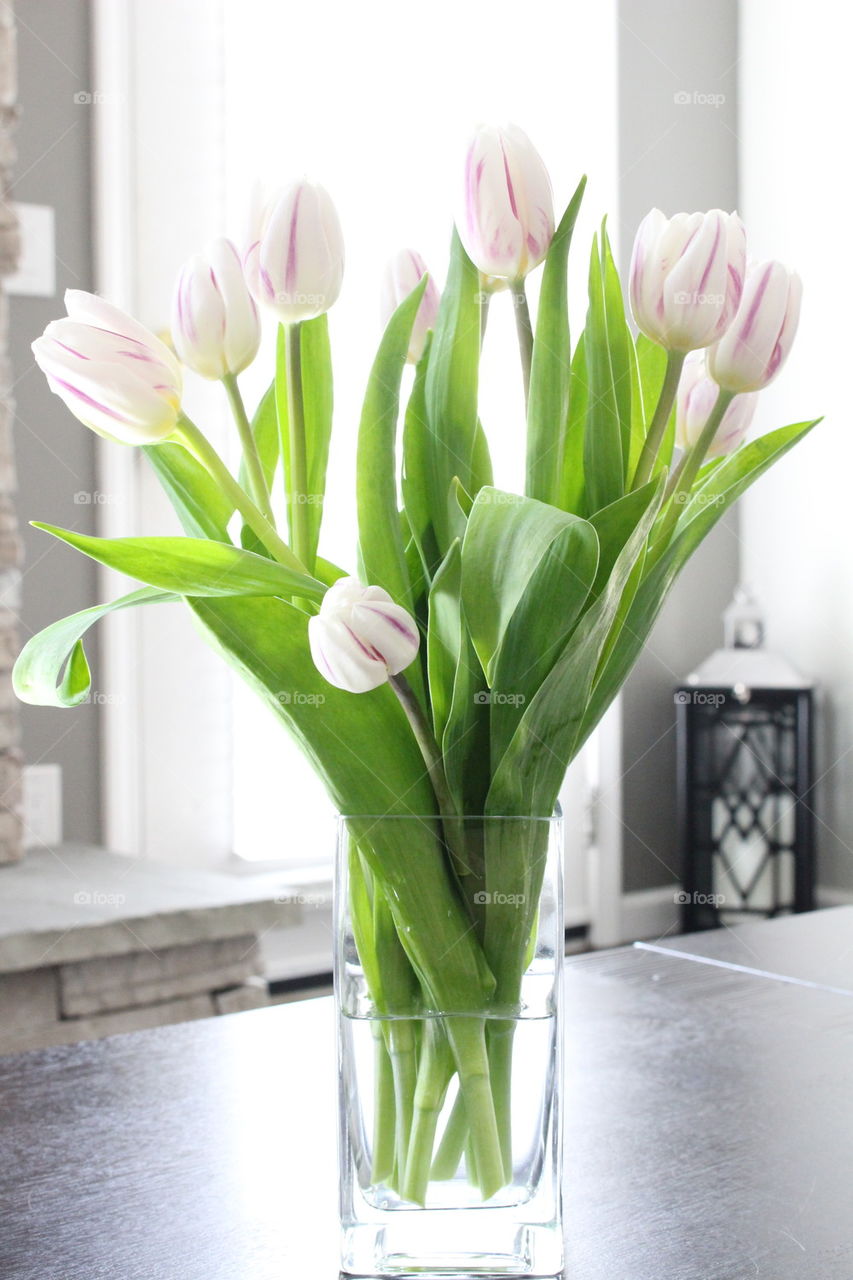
[335, 812, 564, 1277]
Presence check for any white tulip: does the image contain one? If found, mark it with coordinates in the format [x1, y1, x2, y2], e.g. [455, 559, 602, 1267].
[308, 578, 420, 694]
[32, 290, 182, 445]
[172, 237, 260, 379]
[244, 179, 344, 324]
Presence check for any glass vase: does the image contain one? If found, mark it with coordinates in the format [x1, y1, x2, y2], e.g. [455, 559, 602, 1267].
[336, 813, 563, 1277]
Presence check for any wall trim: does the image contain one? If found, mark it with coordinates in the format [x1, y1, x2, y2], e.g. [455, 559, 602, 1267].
[817, 886, 853, 909]
[620, 883, 681, 942]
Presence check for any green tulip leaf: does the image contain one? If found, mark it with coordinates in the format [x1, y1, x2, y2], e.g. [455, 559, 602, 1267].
[556, 332, 589, 516]
[526, 176, 587, 505]
[13, 586, 176, 708]
[461, 487, 597, 686]
[142, 442, 233, 542]
[487, 475, 665, 815]
[275, 314, 333, 572]
[31, 524, 326, 602]
[424, 228, 482, 556]
[188, 592, 495, 1012]
[357, 276, 427, 609]
[583, 222, 633, 513]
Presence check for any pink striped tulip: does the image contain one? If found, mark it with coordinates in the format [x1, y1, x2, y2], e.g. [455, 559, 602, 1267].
[708, 261, 802, 393]
[32, 290, 182, 445]
[244, 180, 344, 324]
[457, 123, 554, 280]
[379, 250, 440, 363]
[629, 209, 746, 352]
[172, 237, 260, 379]
[308, 578, 420, 694]
[676, 351, 757, 457]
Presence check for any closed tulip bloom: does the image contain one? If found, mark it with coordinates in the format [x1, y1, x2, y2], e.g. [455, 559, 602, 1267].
[676, 351, 757, 457]
[379, 250, 440, 363]
[308, 577, 420, 694]
[708, 260, 802, 393]
[244, 179, 344, 324]
[32, 289, 182, 445]
[172, 237, 260, 379]
[457, 123, 554, 280]
[630, 208, 746, 352]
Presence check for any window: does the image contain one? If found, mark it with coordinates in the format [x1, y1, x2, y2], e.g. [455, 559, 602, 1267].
[93, 0, 618, 920]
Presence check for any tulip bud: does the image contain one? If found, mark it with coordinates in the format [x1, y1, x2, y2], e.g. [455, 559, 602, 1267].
[32, 290, 182, 445]
[629, 208, 746, 352]
[676, 351, 757, 457]
[172, 237, 260, 379]
[456, 123, 555, 280]
[707, 260, 802, 393]
[379, 250, 440, 363]
[244, 179, 344, 324]
[308, 577, 420, 694]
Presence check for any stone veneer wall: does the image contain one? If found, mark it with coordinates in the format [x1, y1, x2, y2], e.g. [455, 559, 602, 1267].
[0, 1, 22, 864]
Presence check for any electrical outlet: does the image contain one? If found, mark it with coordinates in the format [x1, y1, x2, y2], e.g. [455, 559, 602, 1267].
[23, 764, 63, 848]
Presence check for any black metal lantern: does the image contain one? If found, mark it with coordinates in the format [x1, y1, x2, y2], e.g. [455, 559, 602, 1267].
[675, 590, 815, 932]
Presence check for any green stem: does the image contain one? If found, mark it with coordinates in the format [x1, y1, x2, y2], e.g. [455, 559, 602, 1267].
[401, 1020, 454, 1204]
[388, 673, 457, 826]
[282, 322, 312, 569]
[388, 1022, 418, 1182]
[480, 291, 491, 348]
[175, 416, 307, 574]
[512, 278, 534, 406]
[371, 1028, 396, 1186]
[431, 1086, 469, 1181]
[487, 1021, 515, 1182]
[631, 349, 686, 490]
[653, 387, 736, 556]
[222, 372, 275, 524]
[445, 1016, 505, 1200]
[388, 673, 475, 885]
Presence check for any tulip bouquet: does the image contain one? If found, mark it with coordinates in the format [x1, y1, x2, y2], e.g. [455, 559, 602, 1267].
[15, 124, 816, 1209]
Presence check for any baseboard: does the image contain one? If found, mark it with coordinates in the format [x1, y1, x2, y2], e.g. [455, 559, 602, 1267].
[620, 883, 680, 942]
[817, 885, 853, 908]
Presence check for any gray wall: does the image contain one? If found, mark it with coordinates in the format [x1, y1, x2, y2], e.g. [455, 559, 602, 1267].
[617, 0, 740, 891]
[10, 0, 100, 842]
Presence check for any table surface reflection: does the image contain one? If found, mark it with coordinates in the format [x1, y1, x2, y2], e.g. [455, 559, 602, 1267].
[1, 909, 852, 1279]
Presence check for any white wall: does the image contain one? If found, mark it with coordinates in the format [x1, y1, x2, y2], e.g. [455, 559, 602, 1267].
[739, 0, 852, 890]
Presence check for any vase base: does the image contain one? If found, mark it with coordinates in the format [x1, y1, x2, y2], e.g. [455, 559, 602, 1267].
[341, 1218, 563, 1277]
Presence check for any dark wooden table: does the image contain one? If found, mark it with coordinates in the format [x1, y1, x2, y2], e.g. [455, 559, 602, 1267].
[2, 909, 852, 1280]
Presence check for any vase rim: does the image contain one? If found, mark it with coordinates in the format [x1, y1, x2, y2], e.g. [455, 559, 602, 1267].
[336, 807, 562, 822]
